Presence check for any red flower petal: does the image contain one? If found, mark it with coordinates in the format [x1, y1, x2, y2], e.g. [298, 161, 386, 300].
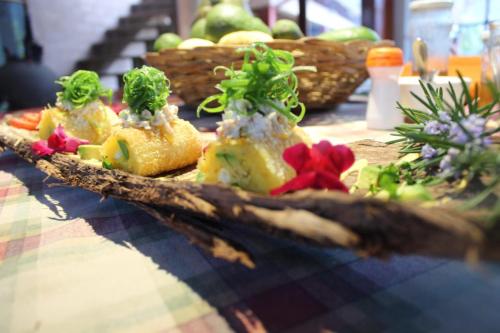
[328, 144, 355, 174]
[32, 140, 55, 156]
[271, 140, 355, 195]
[314, 170, 349, 192]
[270, 172, 316, 195]
[282, 143, 310, 173]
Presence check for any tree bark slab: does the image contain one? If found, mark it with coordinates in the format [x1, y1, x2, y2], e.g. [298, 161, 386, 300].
[1, 124, 498, 267]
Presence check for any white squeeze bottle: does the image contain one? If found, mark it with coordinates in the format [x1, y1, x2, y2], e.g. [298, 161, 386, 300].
[366, 47, 404, 129]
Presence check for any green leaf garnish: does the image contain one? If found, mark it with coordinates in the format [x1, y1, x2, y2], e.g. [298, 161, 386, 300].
[56, 70, 112, 110]
[197, 42, 316, 124]
[102, 158, 113, 170]
[123, 65, 170, 115]
[117, 140, 129, 160]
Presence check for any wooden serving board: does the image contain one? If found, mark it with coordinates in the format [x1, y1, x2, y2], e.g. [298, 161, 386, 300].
[0, 123, 498, 268]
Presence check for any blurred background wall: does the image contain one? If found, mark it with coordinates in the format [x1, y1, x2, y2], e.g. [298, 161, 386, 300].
[26, 0, 141, 76]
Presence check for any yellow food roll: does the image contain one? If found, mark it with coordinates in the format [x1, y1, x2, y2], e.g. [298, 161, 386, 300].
[101, 119, 202, 176]
[198, 127, 309, 194]
[38, 103, 119, 144]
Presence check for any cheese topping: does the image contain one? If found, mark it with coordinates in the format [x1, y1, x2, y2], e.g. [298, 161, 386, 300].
[216, 99, 293, 141]
[119, 104, 178, 134]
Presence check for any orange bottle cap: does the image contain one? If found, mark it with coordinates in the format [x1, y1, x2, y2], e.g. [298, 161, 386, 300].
[366, 47, 404, 67]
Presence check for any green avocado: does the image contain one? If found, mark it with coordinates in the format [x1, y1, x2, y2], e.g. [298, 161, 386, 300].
[78, 145, 102, 161]
[272, 19, 304, 40]
[243, 17, 271, 35]
[205, 3, 253, 42]
[153, 33, 183, 51]
[317, 26, 380, 42]
[191, 18, 207, 38]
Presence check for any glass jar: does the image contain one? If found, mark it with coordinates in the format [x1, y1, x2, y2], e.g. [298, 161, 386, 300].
[409, 0, 453, 74]
[480, 21, 500, 106]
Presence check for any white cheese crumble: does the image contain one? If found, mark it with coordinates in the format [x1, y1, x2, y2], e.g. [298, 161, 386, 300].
[57, 101, 104, 131]
[215, 99, 293, 141]
[119, 104, 178, 134]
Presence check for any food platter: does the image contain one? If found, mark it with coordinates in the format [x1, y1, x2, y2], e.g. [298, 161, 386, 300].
[1, 122, 498, 268]
[1, 42, 498, 268]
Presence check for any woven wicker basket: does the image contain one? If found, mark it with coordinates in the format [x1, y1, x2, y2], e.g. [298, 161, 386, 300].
[146, 38, 393, 109]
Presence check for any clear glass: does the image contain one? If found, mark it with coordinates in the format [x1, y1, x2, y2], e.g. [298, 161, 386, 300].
[409, 2, 453, 73]
[488, 22, 500, 90]
[480, 21, 500, 106]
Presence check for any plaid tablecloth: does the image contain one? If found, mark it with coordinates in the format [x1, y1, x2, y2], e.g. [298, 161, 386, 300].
[1, 104, 500, 333]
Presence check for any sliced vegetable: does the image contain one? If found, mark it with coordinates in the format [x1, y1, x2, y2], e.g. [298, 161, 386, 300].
[21, 112, 41, 123]
[78, 144, 102, 160]
[7, 117, 38, 130]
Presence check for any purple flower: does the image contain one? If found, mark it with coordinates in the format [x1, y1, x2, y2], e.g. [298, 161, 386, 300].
[439, 148, 460, 176]
[424, 120, 448, 135]
[449, 114, 490, 146]
[421, 144, 437, 159]
[449, 122, 469, 144]
[438, 111, 451, 123]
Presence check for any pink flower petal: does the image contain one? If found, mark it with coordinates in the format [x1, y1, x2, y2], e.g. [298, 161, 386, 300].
[32, 140, 55, 156]
[65, 137, 89, 153]
[47, 125, 68, 151]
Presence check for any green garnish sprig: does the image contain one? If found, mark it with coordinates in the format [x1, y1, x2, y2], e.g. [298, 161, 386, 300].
[388, 74, 500, 222]
[56, 70, 112, 110]
[197, 42, 316, 123]
[123, 66, 170, 116]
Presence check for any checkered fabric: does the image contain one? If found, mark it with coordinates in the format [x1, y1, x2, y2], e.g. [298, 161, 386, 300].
[1, 106, 500, 333]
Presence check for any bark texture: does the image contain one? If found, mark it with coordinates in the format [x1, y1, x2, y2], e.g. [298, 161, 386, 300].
[1, 125, 498, 267]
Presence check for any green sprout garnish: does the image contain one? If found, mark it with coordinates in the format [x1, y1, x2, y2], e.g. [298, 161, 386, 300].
[102, 158, 113, 170]
[122, 66, 170, 115]
[56, 70, 112, 110]
[197, 42, 316, 123]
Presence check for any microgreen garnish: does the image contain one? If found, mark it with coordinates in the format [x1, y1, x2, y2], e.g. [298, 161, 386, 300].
[197, 42, 316, 123]
[123, 66, 170, 115]
[117, 140, 129, 160]
[56, 70, 112, 110]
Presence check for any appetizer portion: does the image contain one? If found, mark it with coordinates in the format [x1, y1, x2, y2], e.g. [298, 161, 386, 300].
[101, 66, 202, 176]
[38, 70, 118, 144]
[197, 43, 315, 193]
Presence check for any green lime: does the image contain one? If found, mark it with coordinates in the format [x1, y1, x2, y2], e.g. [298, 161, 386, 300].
[191, 18, 207, 38]
[272, 19, 304, 39]
[317, 26, 380, 42]
[243, 17, 271, 35]
[205, 3, 253, 42]
[153, 33, 183, 51]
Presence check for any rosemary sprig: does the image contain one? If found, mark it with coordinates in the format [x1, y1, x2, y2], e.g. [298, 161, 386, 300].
[390, 74, 500, 222]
